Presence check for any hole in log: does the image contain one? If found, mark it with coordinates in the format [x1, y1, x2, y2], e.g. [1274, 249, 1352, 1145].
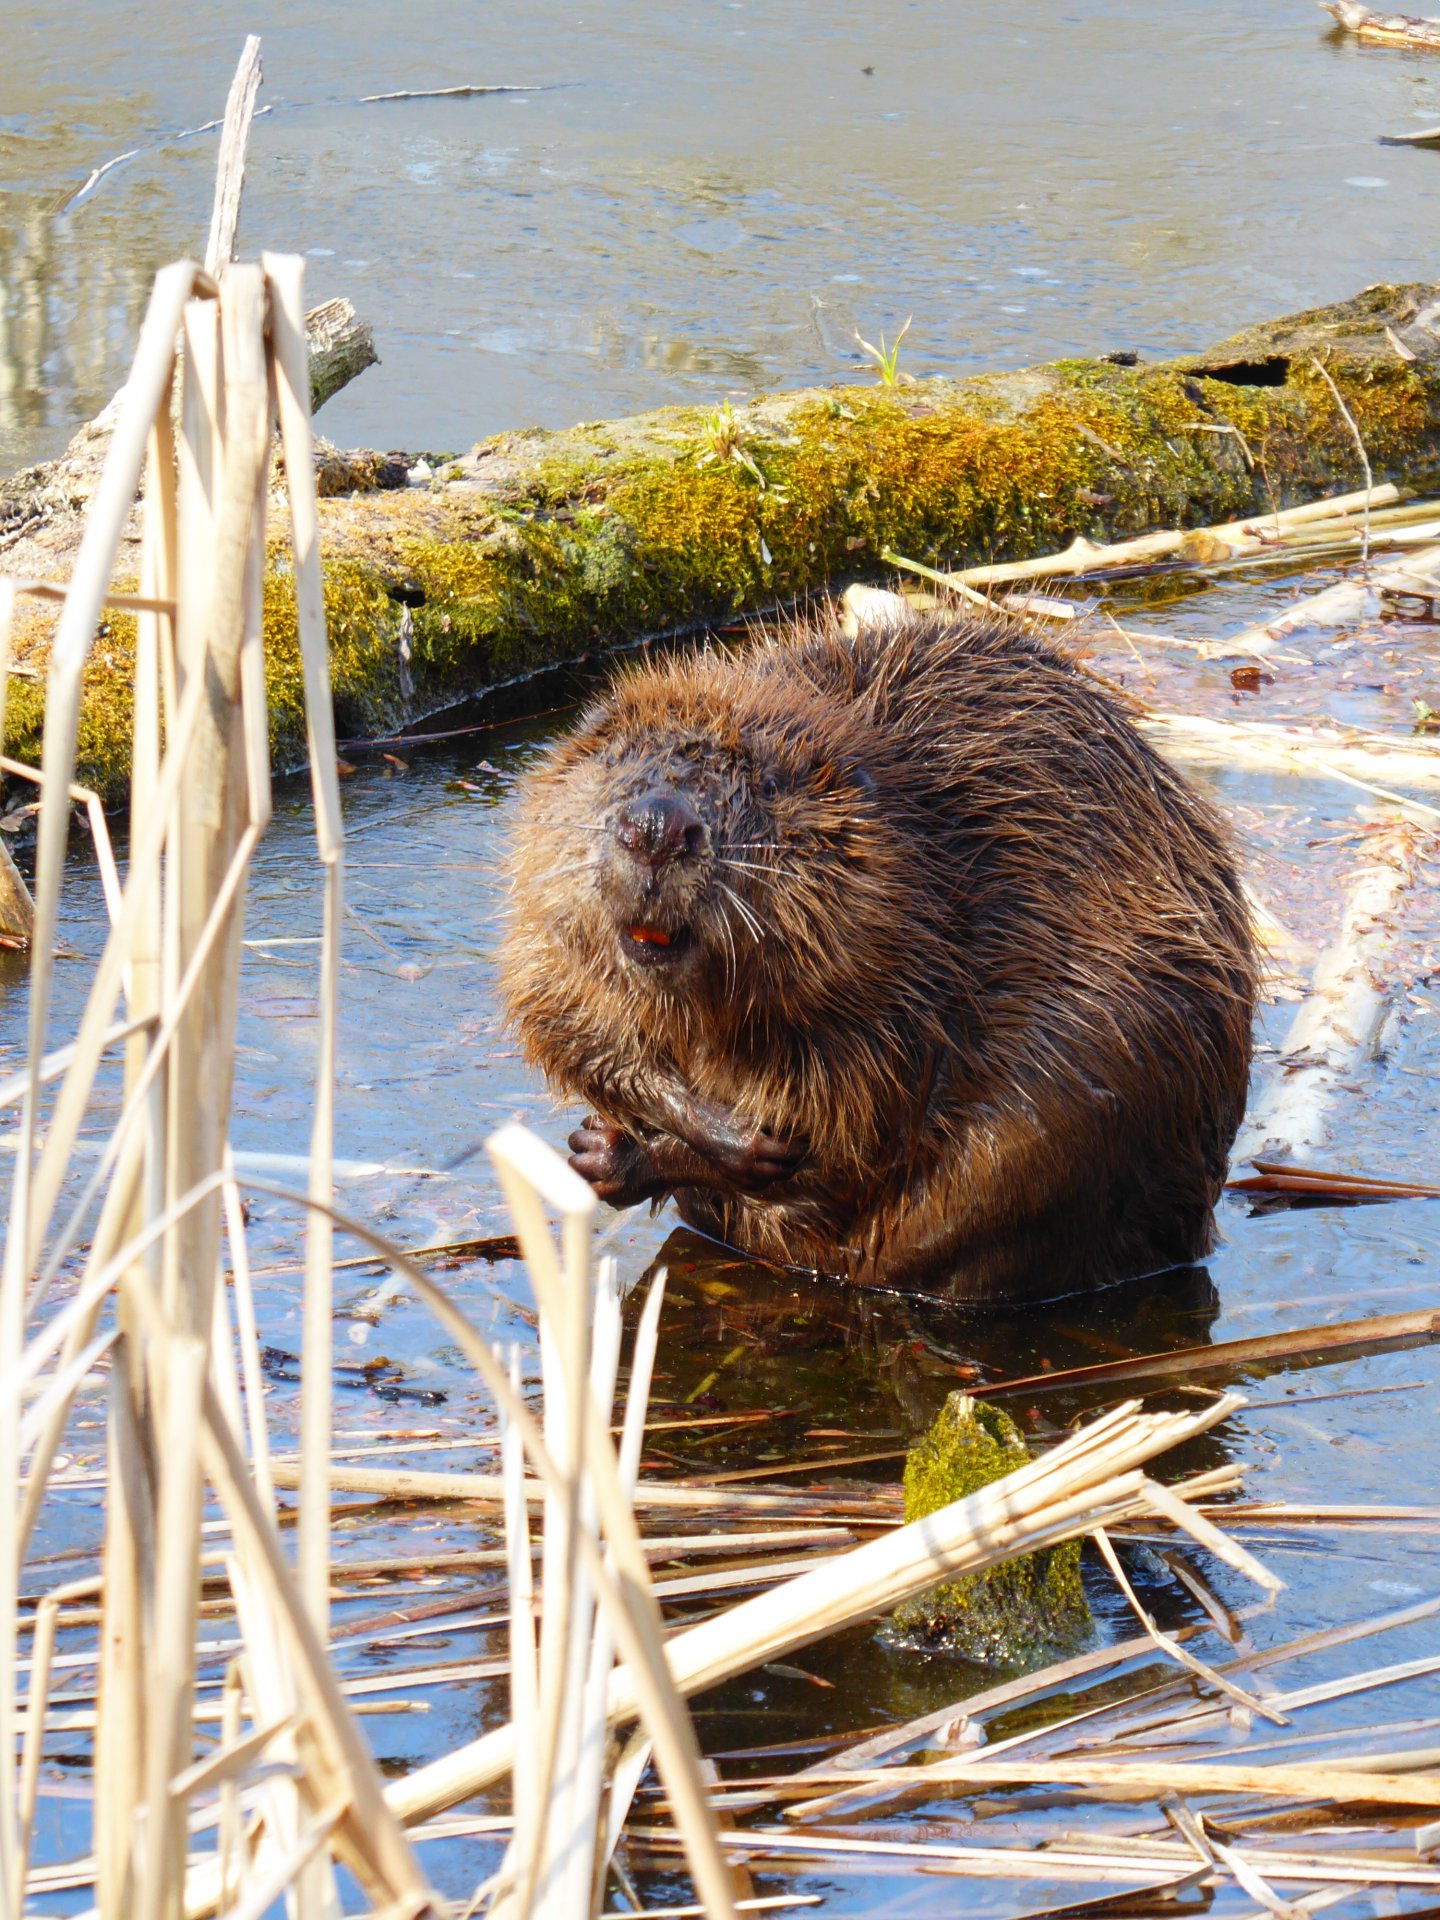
[1189, 356, 1291, 387]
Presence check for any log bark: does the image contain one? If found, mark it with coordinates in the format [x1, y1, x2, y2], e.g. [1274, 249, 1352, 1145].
[8, 280, 1440, 802]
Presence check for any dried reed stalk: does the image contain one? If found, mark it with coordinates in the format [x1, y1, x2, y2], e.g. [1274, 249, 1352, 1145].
[1, 252, 436, 1920]
[385, 1378, 1275, 1828]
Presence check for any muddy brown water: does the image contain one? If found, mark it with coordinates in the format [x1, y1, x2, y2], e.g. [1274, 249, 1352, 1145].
[8, 6, 1440, 1911]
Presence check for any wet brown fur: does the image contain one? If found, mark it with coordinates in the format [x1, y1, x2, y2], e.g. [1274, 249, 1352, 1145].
[500, 608, 1257, 1302]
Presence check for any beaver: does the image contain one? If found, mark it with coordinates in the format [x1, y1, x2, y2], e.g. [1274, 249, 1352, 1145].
[500, 607, 1256, 1302]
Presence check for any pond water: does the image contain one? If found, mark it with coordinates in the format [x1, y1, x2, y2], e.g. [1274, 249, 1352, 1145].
[5, 0, 1440, 477]
[11, 562, 1440, 1913]
[9, 5, 1440, 1912]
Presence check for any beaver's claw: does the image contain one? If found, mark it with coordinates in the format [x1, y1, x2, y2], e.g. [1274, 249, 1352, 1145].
[568, 1117, 661, 1208]
[570, 1104, 805, 1205]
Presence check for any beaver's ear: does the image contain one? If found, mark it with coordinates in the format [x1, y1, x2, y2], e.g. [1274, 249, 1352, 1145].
[843, 759, 876, 797]
[570, 699, 613, 741]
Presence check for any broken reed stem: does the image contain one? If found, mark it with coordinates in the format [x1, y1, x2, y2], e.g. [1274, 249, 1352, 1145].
[886, 482, 1401, 592]
[1092, 1527, 1284, 1725]
[203, 35, 262, 279]
[263, 247, 347, 1639]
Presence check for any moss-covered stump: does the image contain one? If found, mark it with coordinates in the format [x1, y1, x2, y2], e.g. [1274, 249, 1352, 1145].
[884, 1394, 1091, 1664]
[8, 281, 1440, 803]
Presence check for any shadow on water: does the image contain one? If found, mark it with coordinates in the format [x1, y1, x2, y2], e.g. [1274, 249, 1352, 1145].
[639, 1225, 1223, 1445]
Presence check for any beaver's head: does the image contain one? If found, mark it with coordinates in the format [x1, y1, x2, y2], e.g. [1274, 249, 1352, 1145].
[505, 645, 922, 1033]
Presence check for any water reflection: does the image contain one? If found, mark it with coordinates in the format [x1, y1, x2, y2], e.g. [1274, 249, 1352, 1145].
[646, 1227, 1224, 1444]
[0, 206, 155, 464]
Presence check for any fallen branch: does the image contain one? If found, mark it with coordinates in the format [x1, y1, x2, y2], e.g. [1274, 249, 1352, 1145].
[1233, 813, 1424, 1163]
[887, 483, 1403, 592]
[358, 84, 547, 103]
[13, 281, 1440, 800]
[1321, 1, 1440, 48]
[301, 299, 380, 412]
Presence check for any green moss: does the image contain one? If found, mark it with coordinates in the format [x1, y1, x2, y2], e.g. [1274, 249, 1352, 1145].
[2, 613, 140, 801]
[884, 1394, 1091, 1665]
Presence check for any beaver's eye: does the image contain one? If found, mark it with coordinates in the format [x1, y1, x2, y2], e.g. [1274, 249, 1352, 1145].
[758, 772, 782, 803]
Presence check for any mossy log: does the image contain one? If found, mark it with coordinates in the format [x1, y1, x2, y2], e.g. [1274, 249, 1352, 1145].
[7, 281, 1440, 803]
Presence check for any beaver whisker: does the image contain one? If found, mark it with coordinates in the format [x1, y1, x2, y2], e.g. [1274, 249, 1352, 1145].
[715, 880, 764, 945]
[713, 857, 783, 885]
[528, 859, 597, 884]
[715, 890, 739, 986]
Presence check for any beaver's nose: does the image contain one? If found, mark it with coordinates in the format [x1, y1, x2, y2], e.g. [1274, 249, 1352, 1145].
[615, 790, 707, 869]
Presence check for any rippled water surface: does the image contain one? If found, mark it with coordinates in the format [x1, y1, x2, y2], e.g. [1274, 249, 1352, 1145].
[6, 0, 1440, 474]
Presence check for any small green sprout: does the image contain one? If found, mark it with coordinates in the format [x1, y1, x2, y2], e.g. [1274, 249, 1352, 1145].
[855, 315, 914, 387]
[697, 399, 768, 488]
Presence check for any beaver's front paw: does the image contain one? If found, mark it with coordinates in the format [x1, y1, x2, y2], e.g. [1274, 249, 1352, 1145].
[568, 1117, 663, 1207]
[709, 1128, 808, 1191]
[669, 1096, 807, 1191]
